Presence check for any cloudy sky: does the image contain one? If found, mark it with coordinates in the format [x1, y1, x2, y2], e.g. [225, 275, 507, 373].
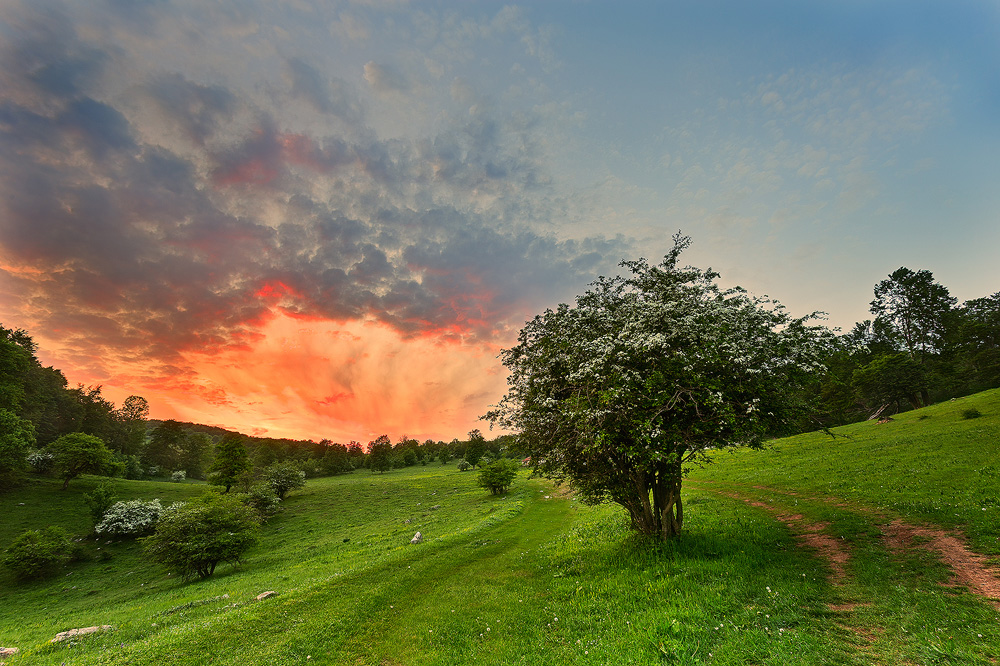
[2, 0, 998, 443]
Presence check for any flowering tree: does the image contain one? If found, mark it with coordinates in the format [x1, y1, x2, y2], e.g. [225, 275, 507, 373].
[485, 236, 828, 539]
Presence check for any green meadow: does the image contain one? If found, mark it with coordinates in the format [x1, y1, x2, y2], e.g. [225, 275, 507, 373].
[2, 391, 999, 665]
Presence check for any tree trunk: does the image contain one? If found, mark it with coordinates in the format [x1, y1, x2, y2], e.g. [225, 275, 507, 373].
[618, 462, 684, 539]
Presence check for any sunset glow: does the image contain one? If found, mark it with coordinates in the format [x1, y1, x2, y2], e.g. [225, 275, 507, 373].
[1, 1, 998, 442]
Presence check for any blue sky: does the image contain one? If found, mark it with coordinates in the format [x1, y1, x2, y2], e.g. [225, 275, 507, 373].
[1, 0, 997, 440]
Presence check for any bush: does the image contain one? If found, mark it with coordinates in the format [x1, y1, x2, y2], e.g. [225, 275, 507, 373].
[962, 407, 983, 419]
[83, 481, 118, 527]
[476, 458, 520, 495]
[239, 483, 281, 520]
[457, 459, 471, 471]
[2, 526, 73, 580]
[26, 448, 54, 474]
[142, 494, 259, 578]
[264, 461, 306, 499]
[171, 470, 187, 482]
[117, 454, 145, 480]
[95, 499, 164, 537]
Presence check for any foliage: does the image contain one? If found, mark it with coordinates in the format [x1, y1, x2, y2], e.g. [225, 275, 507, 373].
[263, 460, 306, 499]
[457, 459, 472, 471]
[464, 429, 487, 468]
[95, 499, 165, 537]
[83, 481, 119, 526]
[171, 470, 187, 482]
[142, 494, 259, 579]
[2, 526, 72, 580]
[486, 235, 827, 539]
[208, 434, 251, 492]
[238, 483, 281, 520]
[871, 267, 956, 358]
[117, 453, 146, 480]
[26, 447, 53, 474]
[46, 432, 119, 490]
[0, 408, 35, 489]
[852, 352, 927, 411]
[476, 458, 520, 495]
[961, 407, 982, 419]
[112, 395, 149, 456]
[368, 434, 393, 473]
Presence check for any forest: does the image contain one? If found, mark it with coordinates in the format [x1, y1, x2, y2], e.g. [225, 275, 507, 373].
[1, 264, 998, 493]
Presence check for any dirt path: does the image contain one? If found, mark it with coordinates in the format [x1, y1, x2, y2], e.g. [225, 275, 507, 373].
[694, 480, 1000, 611]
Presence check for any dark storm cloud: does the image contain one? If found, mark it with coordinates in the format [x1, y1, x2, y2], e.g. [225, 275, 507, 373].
[143, 73, 236, 145]
[0, 1, 630, 369]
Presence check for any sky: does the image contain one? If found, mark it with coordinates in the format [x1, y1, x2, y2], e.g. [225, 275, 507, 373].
[1, 0, 998, 444]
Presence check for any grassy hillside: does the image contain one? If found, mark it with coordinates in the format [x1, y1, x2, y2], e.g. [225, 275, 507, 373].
[693, 388, 1000, 555]
[1, 390, 998, 665]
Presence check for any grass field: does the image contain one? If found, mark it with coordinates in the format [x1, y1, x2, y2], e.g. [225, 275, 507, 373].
[1, 390, 998, 665]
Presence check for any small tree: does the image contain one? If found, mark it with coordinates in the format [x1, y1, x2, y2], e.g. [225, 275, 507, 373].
[368, 435, 393, 473]
[477, 458, 520, 495]
[47, 432, 118, 490]
[464, 429, 487, 468]
[2, 526, 73, 580]
[263, 461, 305, 499]
[485, 235, 826, 540]
[209, 434, 251, 493]
[142, 494, 259, 578]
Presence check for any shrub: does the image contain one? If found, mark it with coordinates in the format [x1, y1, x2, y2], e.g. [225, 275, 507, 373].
[95, 499, 164, 537]
[2, 526, 73, 580]
[239, 483, 281, 520]
[477, 458, 520, 495]
[117, 454, 145, 480]
[457, 459, 471, 472]
[171, 470, 187, 482]
[263, 461, 306, 499]
[83, 481, 118, 527]
[962, 407, 983, 419]
[142, 494, 259, 579]
[26, 448, 54, 474]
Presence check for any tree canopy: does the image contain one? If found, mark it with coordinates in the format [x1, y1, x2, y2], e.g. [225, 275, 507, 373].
[46, 432, 118, 490]
[486, 236, 827, 539]
[208, 434, 251, 492]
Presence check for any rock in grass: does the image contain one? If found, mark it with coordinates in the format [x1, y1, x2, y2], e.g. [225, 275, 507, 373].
[410, 532, 423, 544]
[51, 626, 112, 642]
[256, 591, 278, 601]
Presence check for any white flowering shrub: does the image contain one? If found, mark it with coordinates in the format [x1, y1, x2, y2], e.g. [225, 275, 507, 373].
[171, 470, 187, 482]
[95, 499, 164, 537]
[457, 459, 472, 471]
[27, 449, 54, 473]
[263, 461, 306, 499]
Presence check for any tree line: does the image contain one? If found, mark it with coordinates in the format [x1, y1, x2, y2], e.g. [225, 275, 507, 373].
[808, 267, 999, 427]
[0, 324, 515, 491]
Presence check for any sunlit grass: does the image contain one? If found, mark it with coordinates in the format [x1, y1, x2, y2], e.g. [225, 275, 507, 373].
[2, 389, 999, 664]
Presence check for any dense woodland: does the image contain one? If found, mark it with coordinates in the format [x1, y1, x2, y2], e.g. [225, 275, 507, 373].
[1, 265, 998, 491]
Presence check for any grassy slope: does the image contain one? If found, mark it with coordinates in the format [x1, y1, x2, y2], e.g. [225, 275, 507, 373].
[693, 388, 1000, 555]
[0, 390, 997, 665]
